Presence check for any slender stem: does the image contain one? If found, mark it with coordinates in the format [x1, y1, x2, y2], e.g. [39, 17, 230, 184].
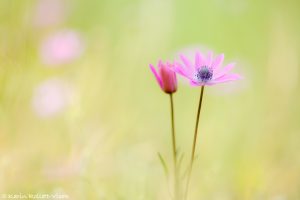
[190, 86, 205, 164]
[169, 93, 178, 200]
[184, 86, 205, 200]
[170, 93, 177, 167]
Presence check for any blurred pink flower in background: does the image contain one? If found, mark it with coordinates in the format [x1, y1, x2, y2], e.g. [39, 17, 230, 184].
[32, 78, 75, 118]
[40, 30, 84, 66]
[34, 0, 67, 27]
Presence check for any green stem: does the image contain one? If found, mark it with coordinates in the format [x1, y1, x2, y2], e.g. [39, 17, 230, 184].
[169, 93, 178, 200]
[184, 86, 205, 200]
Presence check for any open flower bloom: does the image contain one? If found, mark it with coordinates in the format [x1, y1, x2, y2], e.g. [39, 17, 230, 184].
[174, 51, 242, 86]
[150, 61, 177, 93]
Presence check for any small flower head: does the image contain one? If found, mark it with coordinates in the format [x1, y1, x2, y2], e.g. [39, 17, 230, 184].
[149, 61, 177, 94]
[174, 51, 242, 86]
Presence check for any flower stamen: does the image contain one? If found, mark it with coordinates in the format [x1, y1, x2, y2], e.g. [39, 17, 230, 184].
[195, 66, 213, 83]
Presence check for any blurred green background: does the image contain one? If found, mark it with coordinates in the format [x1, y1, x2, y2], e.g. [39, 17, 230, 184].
[0, 0, 300, 199]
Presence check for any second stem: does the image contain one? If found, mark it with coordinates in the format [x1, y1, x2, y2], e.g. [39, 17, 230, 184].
[184, 86, 205, 200]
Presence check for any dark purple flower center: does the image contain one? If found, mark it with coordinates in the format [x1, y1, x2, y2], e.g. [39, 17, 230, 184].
[195, 66, 213, 82]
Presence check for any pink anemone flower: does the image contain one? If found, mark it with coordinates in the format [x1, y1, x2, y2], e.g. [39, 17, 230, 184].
[149, 61, 177, 94]
[174, 51, 242, 86]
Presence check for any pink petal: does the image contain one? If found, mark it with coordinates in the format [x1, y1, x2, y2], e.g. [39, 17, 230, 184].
[149, 64, 163, 88]
[174, 62, 194, 79]
[180, 54, 192, 68]
[212, 73, 242, 84]
[158, 60, 164, 71]
[190, 80, 218, 86]
[205, 82, 218, 86]
[190, 80, 204, 87]
[211, 53, 224, 70]
[160, 64, 177, 93]
[205, 51, 213, 67]
[174, 66, 190, 78]
[214, 63, 235, 78]
[195, 52, 205, 68]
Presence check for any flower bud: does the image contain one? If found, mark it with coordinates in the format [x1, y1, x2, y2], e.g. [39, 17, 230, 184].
[150, 60, 177, 94]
